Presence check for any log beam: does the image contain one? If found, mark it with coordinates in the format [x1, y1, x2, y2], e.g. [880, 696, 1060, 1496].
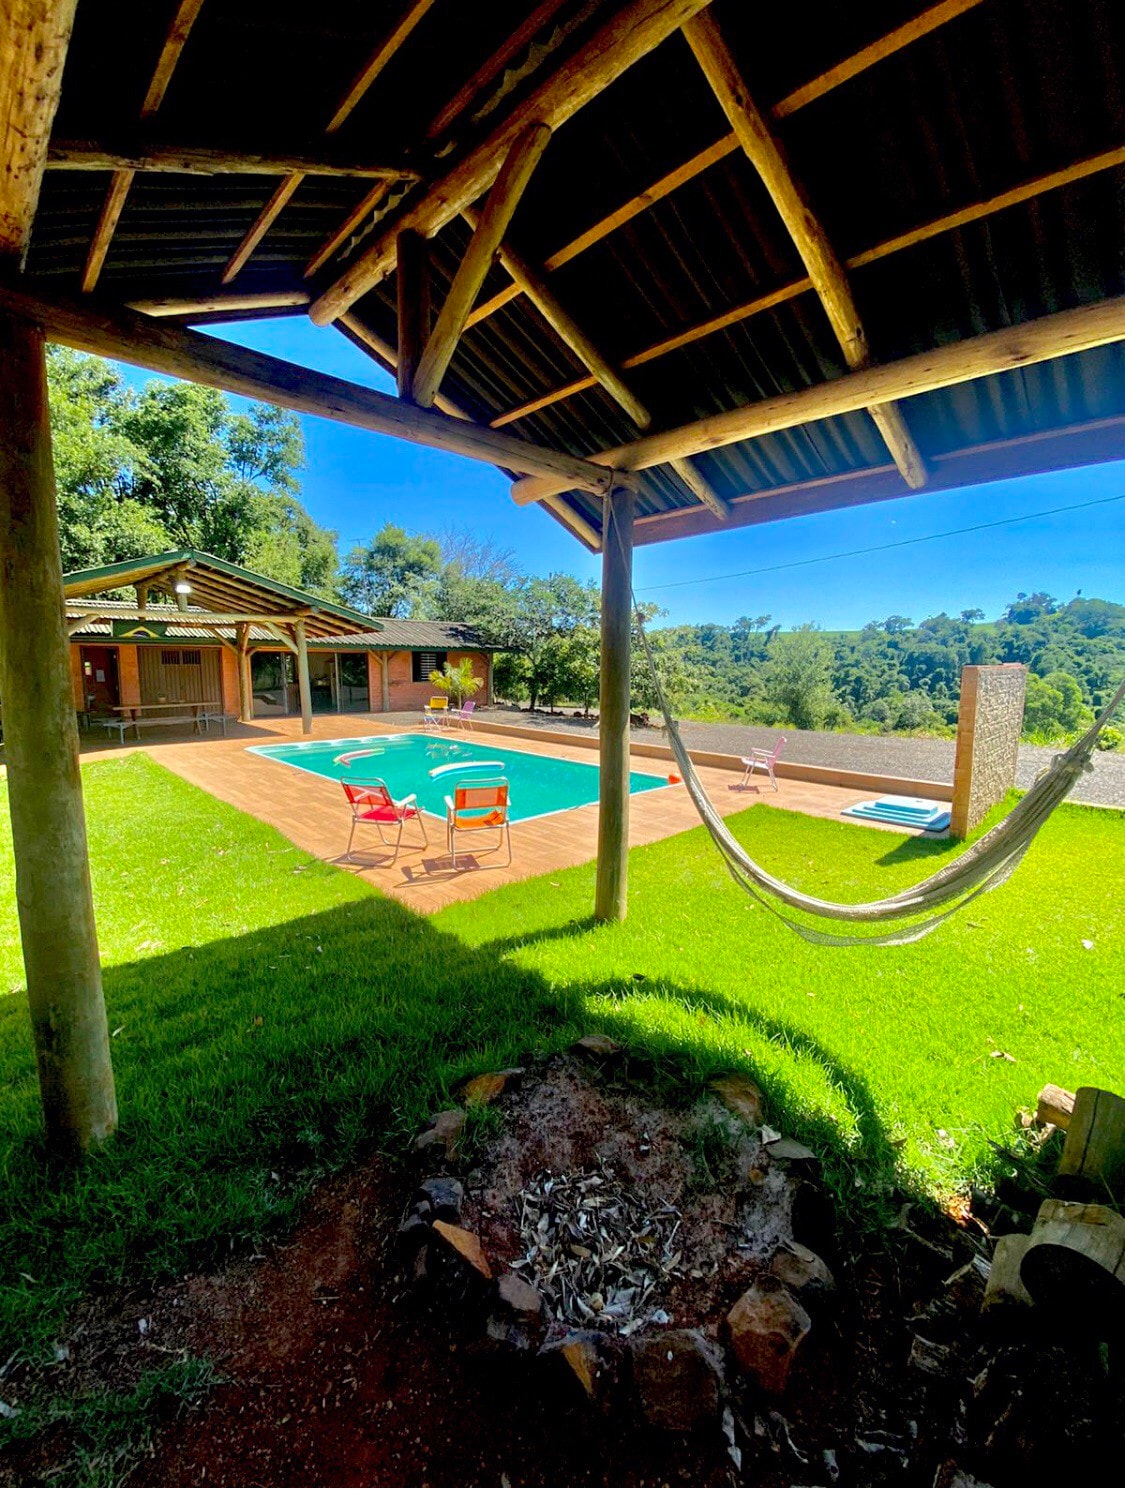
[48, 140, 415, 179]
[413, 122, 552, 408]
[510, 295, 1125, 505]
[0, 279, 619, 496]
[309, 0, 716, 325]
[594, 484, 635, 923]
[683, 9, 926, 488]
[224, 0, 435, 284]
[236, 622, 253, 720]
[395, 228, 429, 401]
[0, 311, 117, 1154]
[127, 290, 311, 318]
[0, 0, 78, 262]
[81, 0, 204, 291]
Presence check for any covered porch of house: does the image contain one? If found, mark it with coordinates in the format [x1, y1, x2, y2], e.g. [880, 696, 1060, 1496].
[1, 0, 1123, 1158]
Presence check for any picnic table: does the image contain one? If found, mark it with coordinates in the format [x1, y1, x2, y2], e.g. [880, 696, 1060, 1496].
[102, 701, 227, 742]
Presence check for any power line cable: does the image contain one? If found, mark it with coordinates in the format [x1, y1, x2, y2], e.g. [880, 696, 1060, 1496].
[636, 491, 1125, 593]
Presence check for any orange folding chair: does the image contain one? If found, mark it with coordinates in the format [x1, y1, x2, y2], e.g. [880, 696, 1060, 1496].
[443, 776, 512, 868]
[340, 775, 428, 860]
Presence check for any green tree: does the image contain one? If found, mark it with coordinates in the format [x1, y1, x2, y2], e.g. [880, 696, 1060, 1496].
[338, 523, 442, 617]
[765, 625, 839, 729]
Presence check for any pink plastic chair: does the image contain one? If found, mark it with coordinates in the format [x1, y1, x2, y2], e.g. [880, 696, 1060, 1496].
[739, 734, 787, 791]
[340, 776, 428, 859]
[447, 699, 477, 730]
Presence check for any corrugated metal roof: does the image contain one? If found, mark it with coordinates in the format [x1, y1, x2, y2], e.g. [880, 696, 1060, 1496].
[24, 0, 1125, 544]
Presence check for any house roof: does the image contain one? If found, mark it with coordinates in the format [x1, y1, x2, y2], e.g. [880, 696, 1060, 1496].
[62, 549, 382, 639]
[65, 606, 496, 652]
[17, 0, 1125, 549]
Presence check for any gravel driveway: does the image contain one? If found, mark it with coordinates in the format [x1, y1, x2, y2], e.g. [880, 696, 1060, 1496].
[483, 708, 1125, 809]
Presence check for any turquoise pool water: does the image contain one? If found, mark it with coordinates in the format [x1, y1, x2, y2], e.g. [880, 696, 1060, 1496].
[248, 733, 668, 823]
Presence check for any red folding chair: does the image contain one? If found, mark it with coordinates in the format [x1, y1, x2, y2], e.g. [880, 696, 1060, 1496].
[340, 775, 428, 859]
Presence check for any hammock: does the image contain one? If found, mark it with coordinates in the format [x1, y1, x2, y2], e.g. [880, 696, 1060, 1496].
[631, 585, 1124, 947]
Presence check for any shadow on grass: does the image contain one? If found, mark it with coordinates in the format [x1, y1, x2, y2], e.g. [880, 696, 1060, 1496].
[0, 885, 918, 1359]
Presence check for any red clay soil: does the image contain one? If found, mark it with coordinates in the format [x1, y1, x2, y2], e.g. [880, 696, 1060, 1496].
[134, 1160, 736, 1488]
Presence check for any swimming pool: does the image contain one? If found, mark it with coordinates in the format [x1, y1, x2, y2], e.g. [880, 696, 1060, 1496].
[248, 734, 669, 823]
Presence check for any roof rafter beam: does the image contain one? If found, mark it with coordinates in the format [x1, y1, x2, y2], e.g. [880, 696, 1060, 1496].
[81, 0, 205, 292]
[48, 140, 417, 179]
[683, 8, 926, 489]
[413, 122, 552, 408]
[465, 0, 988, 328]
[510, 294, 1125, 504]
[0, 0, 78, 263]
[223, 0, 437, 285]
[309, 0, 717, 325]
[0, 279, 618, 497]
[490, 142, 1125, 429]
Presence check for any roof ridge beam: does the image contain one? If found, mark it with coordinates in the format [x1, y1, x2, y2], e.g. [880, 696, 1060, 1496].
[308, 0, 717, 326]
[510, 294, 1125, 504]
[49, 140, 417, 180]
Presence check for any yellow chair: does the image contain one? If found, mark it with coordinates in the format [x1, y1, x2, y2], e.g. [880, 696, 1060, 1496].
[422, 695, 449, 729]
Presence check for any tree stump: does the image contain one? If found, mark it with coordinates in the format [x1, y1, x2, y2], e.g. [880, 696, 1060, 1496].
[1019, 1199, 1125, 1329]
[1054, 1087, 1125, 1204]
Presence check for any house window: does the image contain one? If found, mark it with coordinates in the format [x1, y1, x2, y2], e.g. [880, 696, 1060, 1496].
[412, 650, 446, 682]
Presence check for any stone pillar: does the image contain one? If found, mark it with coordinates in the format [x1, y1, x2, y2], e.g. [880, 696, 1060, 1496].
[0, 310, 117, 1154]
[950, 663, 1028, 838]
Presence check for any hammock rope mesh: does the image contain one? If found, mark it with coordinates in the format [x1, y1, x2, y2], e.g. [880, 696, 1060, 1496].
[620, 511, 1125, 946]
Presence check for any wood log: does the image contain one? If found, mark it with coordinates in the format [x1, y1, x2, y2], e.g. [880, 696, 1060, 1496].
[294, 619, 312, 735]
[1019, 1199, 1125, 1327]
[1036, 1083, 1076, 1131]
[510, 294, 1125, 504]
[0, 311, 117, 1153]
[682, 8, 925, 489]
[395, 228, 429, 401]
[303, 179, 393, 279]
[0, 279, 618, 495]
[413, 122, 552, 408]
[0, 0, 79, 262]
[981, 1234, 1033, 1316]
[47, 140, 415, 179]
[127, 290, 311, 318]
[594, 485, 634, 922]
[80, 0, 204, 291]
[1055, 1087, 1125, 1204]
[309, 0, 715, 324]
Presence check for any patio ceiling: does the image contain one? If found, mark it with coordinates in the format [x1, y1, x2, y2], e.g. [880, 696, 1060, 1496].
[5, 0, 1125, 552]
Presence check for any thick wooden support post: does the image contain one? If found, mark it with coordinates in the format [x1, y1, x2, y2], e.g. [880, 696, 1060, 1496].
[595, 485, 634, 923]
[396, 228, 429, 400]
[0, 312, 116, 1153]
[294, 618, 312, 734]
[381, 652, 391, 713]
[236, 623, 253, 721]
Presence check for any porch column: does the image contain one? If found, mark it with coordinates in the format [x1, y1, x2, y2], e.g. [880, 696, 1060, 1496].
[0, 310, 117, 1153]
[294, 618, 312, 734]
[594, 484, 634, 923]
[381, 651, 391, 712]
[236, 623, 253, 721]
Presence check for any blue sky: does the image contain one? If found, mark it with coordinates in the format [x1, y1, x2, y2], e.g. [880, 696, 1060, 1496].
[111, 315, 1124, 629]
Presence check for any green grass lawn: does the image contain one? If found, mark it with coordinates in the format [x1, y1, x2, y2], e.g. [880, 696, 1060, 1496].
[2, 753, 1122, 1362]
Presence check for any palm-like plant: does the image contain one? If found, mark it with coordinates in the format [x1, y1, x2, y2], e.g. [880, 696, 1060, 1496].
[429, 658, 483, 708]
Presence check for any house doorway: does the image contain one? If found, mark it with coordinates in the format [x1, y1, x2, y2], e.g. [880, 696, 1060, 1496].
[80, 646, 119, 712]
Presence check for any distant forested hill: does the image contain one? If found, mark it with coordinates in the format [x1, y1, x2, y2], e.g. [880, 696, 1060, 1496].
[647, 594, 1125, 745]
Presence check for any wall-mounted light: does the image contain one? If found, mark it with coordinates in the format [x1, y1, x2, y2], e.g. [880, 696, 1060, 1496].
[173, 581, 192, 595]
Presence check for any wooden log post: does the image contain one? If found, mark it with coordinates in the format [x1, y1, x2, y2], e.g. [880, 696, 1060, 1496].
[0, 311, 117, 1153]
[396, 228, 429, 401]
[294, 618, 312, 734]
[236, 623, 253, 721]
[1019, 1198, 1125, 1328]
[381, 652, 391, 713]
[594, 484, 634, 923]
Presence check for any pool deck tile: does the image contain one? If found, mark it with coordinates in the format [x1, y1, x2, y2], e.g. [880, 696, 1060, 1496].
[81, 713, 947, 914]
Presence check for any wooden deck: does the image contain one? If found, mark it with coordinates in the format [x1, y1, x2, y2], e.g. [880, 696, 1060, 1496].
[95, 713, 948, 914]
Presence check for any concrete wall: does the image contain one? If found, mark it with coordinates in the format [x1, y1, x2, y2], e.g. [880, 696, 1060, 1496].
[950, 663, 1028, 837]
